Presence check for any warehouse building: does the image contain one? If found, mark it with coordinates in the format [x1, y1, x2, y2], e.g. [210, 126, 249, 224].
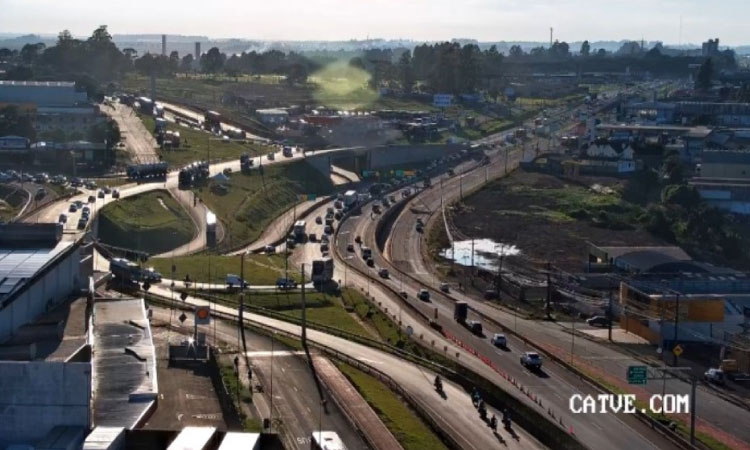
[0, 223, 90, 342]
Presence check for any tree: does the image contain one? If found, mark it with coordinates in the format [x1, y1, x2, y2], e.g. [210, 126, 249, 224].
[509, 45, 524, 58]
[397, 50, 414, 93]
[20, 42, 45, 64]
[0, 105, 36, 140]
[661, 154, 684, 184]
[696, 58, 713, 90]
[122, 47, 138, 60]
[180, 53, 194, 72]
[4, 65, 33, 80]
[200, 47, 225, 73]
[580, 40, 590, 57]
[661, 184, 701, 209]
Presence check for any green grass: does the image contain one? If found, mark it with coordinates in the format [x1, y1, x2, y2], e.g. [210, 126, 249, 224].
[98, 189, 195, 254]
[139, 114, 270, 167]
[219, 361, 253, 405]
[0, 185, 27, 222]
[210, 290, 371, 338]
[150, 254, 289, 285]
[337, 362, 449, 450]
[193, 160, 333, 252]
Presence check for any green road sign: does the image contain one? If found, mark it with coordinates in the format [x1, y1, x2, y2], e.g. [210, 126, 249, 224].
[627, 365, 648, 385]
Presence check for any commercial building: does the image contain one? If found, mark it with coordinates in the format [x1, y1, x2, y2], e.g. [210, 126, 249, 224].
[587, 244, 693, 273]
[0, 80, 105, 140]
[0, 223, 93, 448]
[619, 270, 750, 348]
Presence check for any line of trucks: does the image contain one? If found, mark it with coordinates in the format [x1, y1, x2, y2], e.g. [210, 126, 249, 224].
[110, 258, 162, 284]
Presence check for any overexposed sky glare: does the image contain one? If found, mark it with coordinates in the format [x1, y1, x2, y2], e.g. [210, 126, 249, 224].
[0, 0, 747, 45]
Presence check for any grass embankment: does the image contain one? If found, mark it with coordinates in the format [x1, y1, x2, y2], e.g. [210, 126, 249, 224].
[337, 362, 449, 450]
[150, 254, 290, 285]
[194, 160, 333, 252]
[98, 190, 195, 254]
[210, 289, 370, 338]
[139, 114, 270, 167]
[0, 184, 28, 222]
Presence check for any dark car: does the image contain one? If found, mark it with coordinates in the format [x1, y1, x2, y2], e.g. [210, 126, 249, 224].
[586, 316, 611, 327]
[88, 195, 95, 203]
[276, 278, 297, 289]
[366, 258, 375, 267]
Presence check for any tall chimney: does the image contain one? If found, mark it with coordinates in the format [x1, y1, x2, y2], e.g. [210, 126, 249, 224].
[195, 42, 201, 60]
[161, 34, 166, 56]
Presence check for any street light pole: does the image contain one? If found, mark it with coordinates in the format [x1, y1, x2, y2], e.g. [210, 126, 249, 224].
[672, 293, 680, 366]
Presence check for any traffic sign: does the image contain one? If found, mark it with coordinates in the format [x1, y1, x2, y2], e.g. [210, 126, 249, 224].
[178, 312, 187, 323]
[627, 365, 648, 385]
[673, 344, 683, 357]
[195, 306, 211, 325]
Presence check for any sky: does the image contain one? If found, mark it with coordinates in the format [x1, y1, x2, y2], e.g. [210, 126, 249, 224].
[0, 0, 748, 46]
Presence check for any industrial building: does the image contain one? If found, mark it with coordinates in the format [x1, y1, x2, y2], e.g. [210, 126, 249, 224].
[0, 80, 105, 139]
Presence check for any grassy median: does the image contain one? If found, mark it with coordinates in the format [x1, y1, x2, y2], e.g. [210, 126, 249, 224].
[98, 189, 194, 254]
[150, 254, 290, 286]
[193, 160, 333, 252]
[337, 362, 449, 450]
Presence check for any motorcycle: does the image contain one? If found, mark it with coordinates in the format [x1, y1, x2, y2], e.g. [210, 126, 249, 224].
[434, 375, 443, 392]
[490, 415, 498, 431]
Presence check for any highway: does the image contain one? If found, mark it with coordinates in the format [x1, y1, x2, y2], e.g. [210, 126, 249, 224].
[103, 102, 160, 164]
[378, 137, 750, 449]
[148, 306, 369, 450]
[147, 283, 545, 450]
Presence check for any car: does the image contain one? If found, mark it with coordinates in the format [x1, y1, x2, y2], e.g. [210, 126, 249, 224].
[85, 181, 96, 190]
[378, 268, 389, 278]
[586, 316, 611, 327]
[447, 169, 455, 176]
[98, 190, 105, 198]
[315, 216, 322, 224]
[334, 211, 342, 220]
[264, 245, 276, 254]
[399, 291, 408, 298]
[103, 186, 112, 194]
[112, 189, 120, 199]
[226, 274, 248, 288]
[484, 289, 499, 300]
[521, 352, 542, 370]
[308, 233, 317, 242]
[70, 178, 82, 187]
[355, 235, 362, 244]
[88, 195, 95, 203]
[276, 277, 297, 289]
[223, 168, 232, 175]
[704, 368, 726, 386]
[467, 320, 483, 336]
[324, 225, 333, 234]
[21, 173, 33, 182]
[491, 333, 507, 348]
[77, 218, 87, 229]
[440, 282, 450, 293]
[267, 152, 275, 160]
[69, 203, 78, 213]
[286, 238, 296, 249]
[320, 243, 329, 252]
[347, 243, 355, 252]
[320, 234, 330, 243]
[418, 289, 430, 301]
[36, 187, 46, 197]
[416, 224, 424, 233]
[334, 200, 343, 209]
[82, 206, 90, 215]
[366, 258, 375, 267]
[58, 213, 67, 224]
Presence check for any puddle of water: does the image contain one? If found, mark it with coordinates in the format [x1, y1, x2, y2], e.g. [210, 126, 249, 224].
[440, 238, 520, 271]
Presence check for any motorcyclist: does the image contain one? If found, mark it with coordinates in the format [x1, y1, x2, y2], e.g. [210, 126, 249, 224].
[434, 375, 442, 391]
[490, 414, 498, 431]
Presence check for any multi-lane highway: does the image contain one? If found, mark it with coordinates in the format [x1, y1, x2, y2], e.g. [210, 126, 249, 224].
[333, 159, 679, 450]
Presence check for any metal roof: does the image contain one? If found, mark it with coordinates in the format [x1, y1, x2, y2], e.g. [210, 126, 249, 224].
[0, 241, 73, 303]
[0, 80, 76, 87]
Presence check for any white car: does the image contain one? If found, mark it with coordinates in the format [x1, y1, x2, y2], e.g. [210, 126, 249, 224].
[491, 333, 507, 348]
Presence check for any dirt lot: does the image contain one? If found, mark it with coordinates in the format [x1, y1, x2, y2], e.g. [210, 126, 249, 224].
[452, 170, 666, 273]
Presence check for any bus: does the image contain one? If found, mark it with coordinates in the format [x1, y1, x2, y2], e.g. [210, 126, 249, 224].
[311, 431, 347, 450]
[293, 220, 306, 239]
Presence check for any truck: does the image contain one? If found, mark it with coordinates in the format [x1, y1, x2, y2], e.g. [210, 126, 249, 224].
[206, 211, 217, 240]
[178, 161, 209, 186]
[343, 190, 358, 207]
[293, 220, 306, 239]
[204, 110, 222, 131]
[110, 258, 162, 284]
[311, 258, 334, 284]
[454, 301, 468, 323]
[282, 146, 293, 157]
[154, 117, 167, 133]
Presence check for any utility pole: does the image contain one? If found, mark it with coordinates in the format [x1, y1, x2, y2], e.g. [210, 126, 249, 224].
[545, 261, 552, 319]
[607, 291, 613, 341]
[672, 293, 680, 366]
[301, 263, 307, 345]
